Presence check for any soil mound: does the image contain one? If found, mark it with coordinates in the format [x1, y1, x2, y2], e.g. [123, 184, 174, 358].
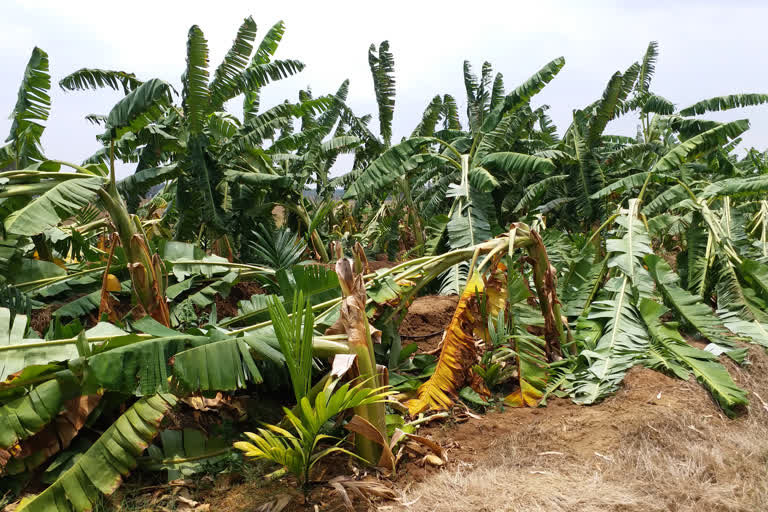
[398, 295, 458, 353]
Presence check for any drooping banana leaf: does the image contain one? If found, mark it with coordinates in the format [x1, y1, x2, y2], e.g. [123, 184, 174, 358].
[3, 393, 101, 476]
[407, 267, 506, 415]
[685, 218, 713, 297]
[104, 78, 173, 140]
[0, 376, 80, 461]
[740, 259, 768, 301]
[571, 276, 648, 404]
[649, 119, 749, 175]
[559, 255, 606, 318]
[679, 93, 768, 116]
[716, 255, 768, 323]
[171, 332, 284, 392]
[59, 68, 141, 94]
[504, 332, 548, 407]
[17, 394, 177, 512]
[639, 299, 747, 417]
[344, 137, 434, 200]
[605, 199, 653, 292]
[4, 177, 105, 237]
[645, 255, 743, 357]
[143, 428, 229, 481]
[0, 308, 79, 381]
[718, 309, 768, 349]
[84, 335, 210, 395]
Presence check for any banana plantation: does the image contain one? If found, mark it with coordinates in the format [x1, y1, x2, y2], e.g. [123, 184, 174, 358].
[3, 15, 768, 512]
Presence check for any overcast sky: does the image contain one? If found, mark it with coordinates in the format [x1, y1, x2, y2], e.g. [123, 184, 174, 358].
[2, 0, 768, 178]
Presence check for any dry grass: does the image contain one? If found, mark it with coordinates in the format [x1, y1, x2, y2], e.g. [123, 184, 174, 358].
[393, 348, 768, 512]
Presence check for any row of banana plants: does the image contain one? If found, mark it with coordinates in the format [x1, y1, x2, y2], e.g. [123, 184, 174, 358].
[2, 13, 768, 511]
[0, 226, 560, 508]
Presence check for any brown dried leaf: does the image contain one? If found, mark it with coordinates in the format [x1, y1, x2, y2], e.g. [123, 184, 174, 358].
[253, 494, 294, 512]
[344, 415, 395, 472]
[7, 394, 101, 472]
[329, 475, 398, 510]
[424, 454, 444, 466]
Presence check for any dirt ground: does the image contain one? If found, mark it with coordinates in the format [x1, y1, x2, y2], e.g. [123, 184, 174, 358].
[200, 295, 768, 511]
[398, 295, 457, 353]
[395, 361, 768, 512]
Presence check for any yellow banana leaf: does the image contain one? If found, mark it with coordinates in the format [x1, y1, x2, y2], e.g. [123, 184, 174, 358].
[407, 264, 508, 416]
[504, 333, 548, 407]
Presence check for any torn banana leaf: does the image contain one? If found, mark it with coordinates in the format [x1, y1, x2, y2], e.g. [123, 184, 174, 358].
[639, 299, 747, 416]
[3, 394, 101, 476]
[17, 394, 176, 511]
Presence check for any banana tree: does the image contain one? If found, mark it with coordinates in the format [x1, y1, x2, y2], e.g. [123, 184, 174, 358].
[514, 41, 768, 242]
[0, 47, 56, 263]
[59, 18, 306, 251]
[345, 56, 565, 289]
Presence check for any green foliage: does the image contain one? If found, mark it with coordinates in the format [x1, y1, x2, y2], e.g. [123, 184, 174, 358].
[639, 299, 747, 416]
[268, 292, 315, 403]
[17, 394, 177, 512]
[144, 428, 230, 481]
[369, 41, 396, 146]
[59, 68, 141, 94]
[5, 25, 768, 505]
[104, 78, 173, 140]
[680, 94, 768, 116]
[4, 177, 105, 237]
[0, 377, 79, 452]
[249, 226, 307, 271]
[4, 47, 51, 168]
[234, 380, 389, 486]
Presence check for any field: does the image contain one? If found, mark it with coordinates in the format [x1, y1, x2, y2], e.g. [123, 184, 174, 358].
[2, 14, 768, 512]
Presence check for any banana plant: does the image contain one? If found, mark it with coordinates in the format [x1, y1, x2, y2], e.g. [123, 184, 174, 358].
[0, 47, 176, 324]
[518, 41, 768, 239]
[59, 18, 306, 249]
[344, 56, 564, 257]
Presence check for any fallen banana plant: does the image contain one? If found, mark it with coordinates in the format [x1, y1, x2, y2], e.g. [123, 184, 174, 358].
[406, 225, 569, 414]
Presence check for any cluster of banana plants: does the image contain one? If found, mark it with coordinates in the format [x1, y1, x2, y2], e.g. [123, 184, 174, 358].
[3, 11, 768, 511]
[367, 39, 768, 418]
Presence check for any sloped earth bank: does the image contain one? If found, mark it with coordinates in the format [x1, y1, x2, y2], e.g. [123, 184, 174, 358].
[389, 300, 768, 512]
[197, 296, 768, 510]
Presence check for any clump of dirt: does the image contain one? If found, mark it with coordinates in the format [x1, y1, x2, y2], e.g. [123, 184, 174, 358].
[213, 281, 266, 321]
[368, 259, 399, 271]
[29, 305, 55, 334]
[399, 295, 458, 353]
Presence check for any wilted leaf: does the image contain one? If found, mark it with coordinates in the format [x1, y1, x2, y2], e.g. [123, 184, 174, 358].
[406, 264, 507, 415]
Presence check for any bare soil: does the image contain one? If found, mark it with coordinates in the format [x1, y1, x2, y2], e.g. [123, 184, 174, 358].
[212, 281, 266, 321]
[392, 352, 768, 512]
[398, 295, 458, 353]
